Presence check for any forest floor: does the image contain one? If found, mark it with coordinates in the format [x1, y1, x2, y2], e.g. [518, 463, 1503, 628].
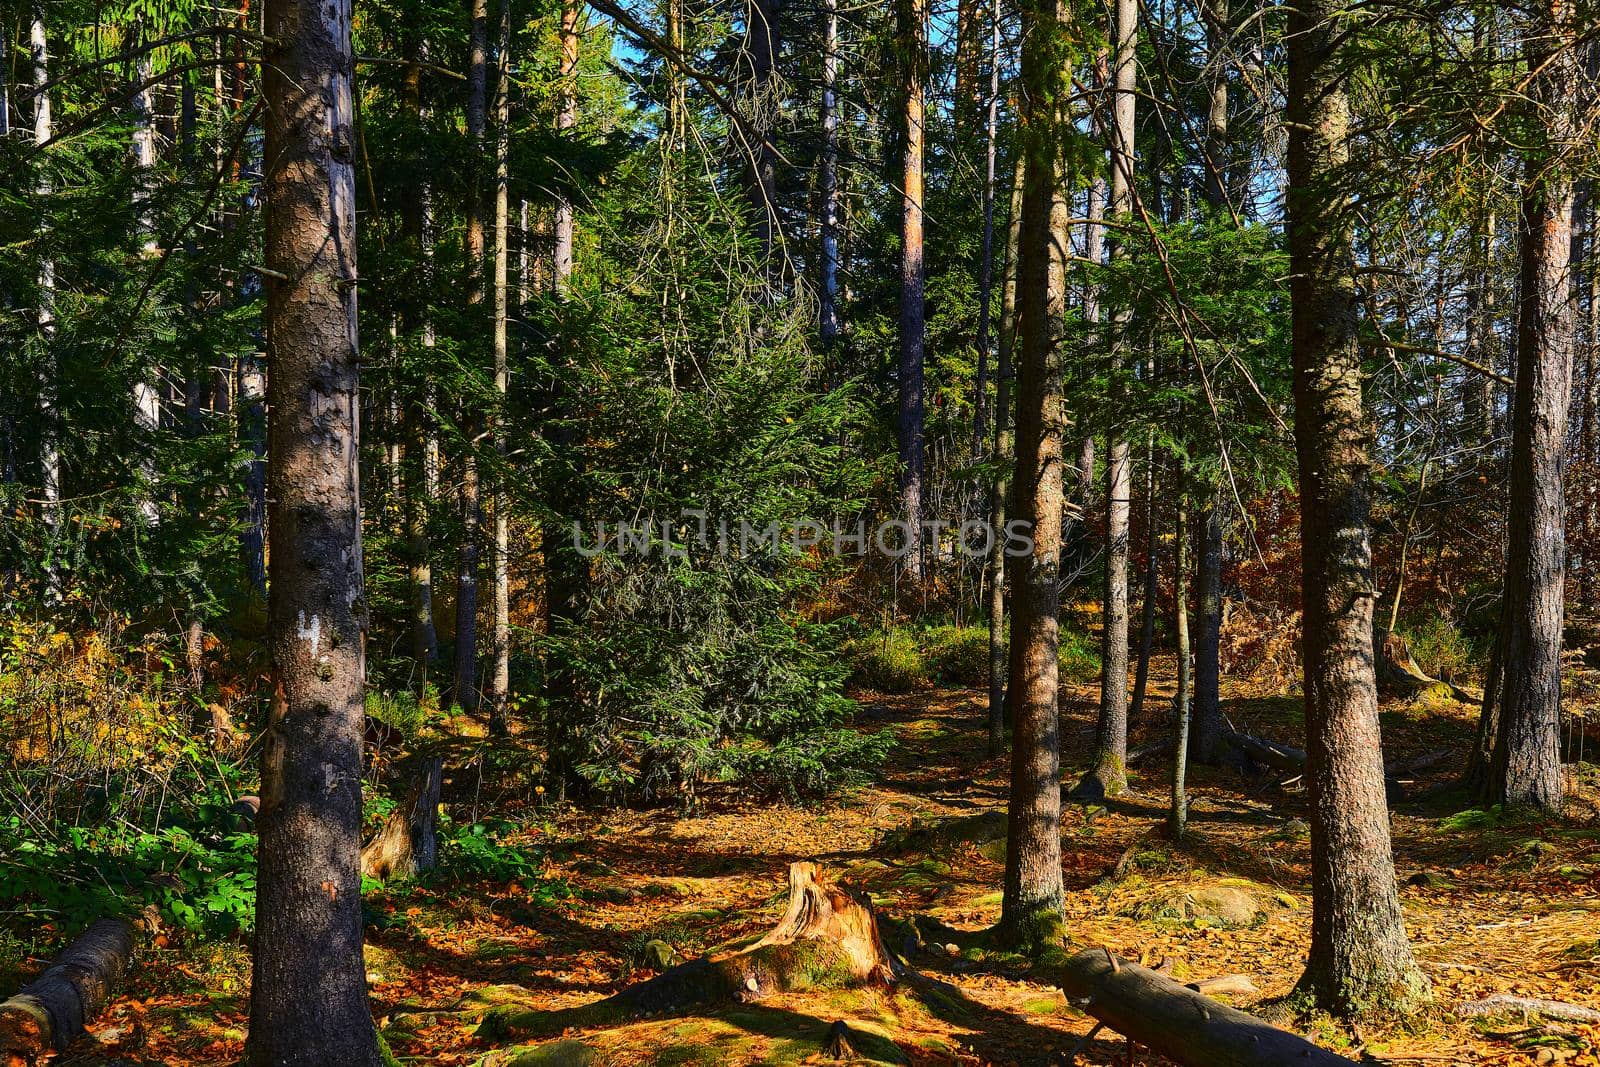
[54, 663, 1600, 1066]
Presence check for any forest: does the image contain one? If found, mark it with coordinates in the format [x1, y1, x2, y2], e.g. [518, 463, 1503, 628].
[0, 0, 1598, 1061]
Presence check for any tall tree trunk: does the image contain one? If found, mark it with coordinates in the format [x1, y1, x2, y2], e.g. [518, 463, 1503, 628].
[743, 0, 781, 272]
[1286, 0, 1428, 1017]
[130, 31, 163, 527]
[1072, 174, 1105, 559]
[971, 0, 1001, 456]
[1470, 0, 1577, 813]
[1084, 0, 1138, 798]
[544, 0, 584, 797]
[1171, 489, 1191, 837]
[246, 0, 382, 1061]
[403, 47, 439, 676]
[898, 0, 927, 581]
[998, 0, 1070, 949]
[32, 14, 61, 606]
[818, 0, 841, 348]
[454, 0, 491, 716]
[554, 0, 578, 289]
[1191, 0, 1229, 764]
[487, 0, 513, 736]
[988, 155, 1025, 756]
[1462, 207, 1497, 449]
[1129, 451, 1159, 721]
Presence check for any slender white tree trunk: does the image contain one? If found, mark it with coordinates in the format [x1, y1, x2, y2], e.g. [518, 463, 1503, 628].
[488, 0, 513, 733]
[33, 16, 61, 605]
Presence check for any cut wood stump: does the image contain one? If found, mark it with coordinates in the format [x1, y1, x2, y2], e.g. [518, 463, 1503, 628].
[481, 862, 898, 1038]
[1052, 947, 1360, 1067]
[362, 756, 443, 882]
[0, 917, 140, 1063]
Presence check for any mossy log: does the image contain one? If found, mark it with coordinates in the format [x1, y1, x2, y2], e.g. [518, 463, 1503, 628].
[482, 862, 898, 1038]
[0, 918, 139, 1063]
[1375, 631, 1466, 702]
[362, 757, 443, 881]
[1052, 948, 1359, 1067]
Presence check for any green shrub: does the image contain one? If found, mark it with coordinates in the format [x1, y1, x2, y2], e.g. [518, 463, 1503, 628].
[923, 625, 990, 688]
[1057, 629, 1100, 683]
[1401, 616, 1479, 684]
[365, 688, 429, 737]
[847, 629, 931, 693]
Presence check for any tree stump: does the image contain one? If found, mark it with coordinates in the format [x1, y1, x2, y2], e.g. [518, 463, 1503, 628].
[482, 862, 898, 1037]
[361, 757, 443, 882]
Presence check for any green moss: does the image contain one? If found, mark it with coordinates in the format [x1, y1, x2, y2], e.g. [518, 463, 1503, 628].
[501, 1038, 599, 1066]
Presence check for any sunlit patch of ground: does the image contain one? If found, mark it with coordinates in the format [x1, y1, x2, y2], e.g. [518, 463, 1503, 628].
[45, 662, 1600, 1065]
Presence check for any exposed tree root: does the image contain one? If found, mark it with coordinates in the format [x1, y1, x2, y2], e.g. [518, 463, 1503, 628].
[1455, 994, 1600, 1024]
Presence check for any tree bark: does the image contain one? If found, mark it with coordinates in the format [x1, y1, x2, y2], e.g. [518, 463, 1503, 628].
[361, 757, 444, 881]
[742, 0, 781, 273]
[1471, 0, 1577, 814]
[403, 47, 439, 677]
[971, 0, 1001, 456]
[818, 0, 841, 347]
[1052, 949, 1361, 1067]
[1086, 0, 1138, 798]
[0, 918, 139, 1059]
[1285, 0, 1428, 1017]
[1191, 0, 1230, 766]
[248, 0, 383, 1061]
[454, 0, 491, 717]
[32, 15, 62, 607]
[487, 0, 513, 736]
[1171, 491, 1191, 837]
[998, 0, 1070, 948]
[897, 0, 928, 580]
[1129, 450, 1159, 723]
[543, 0, 584, 796]
[988, 156, 1025, 757]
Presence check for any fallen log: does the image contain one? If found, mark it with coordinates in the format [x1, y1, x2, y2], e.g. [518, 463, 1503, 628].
[480, 862, 897, 1037]
[0, 917, 139, 1061]
[361, 756, 443, 881]
[1222, 730, 1307, 776]
[1052, 947, 1359, 1067]
[1455, 994, 1600, 1024]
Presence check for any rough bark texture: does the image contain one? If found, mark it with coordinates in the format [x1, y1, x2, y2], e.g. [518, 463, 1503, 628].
[361, 757, 444, 882]
[553, 0, 578, 288]
[1087, 0, 1138, 798]
[1193, 499, 1225, 763]
[485, 863, 896, 1036]
[987, 156, 1025, 756]
[487, 0, 513, 735]
[897, 0, 928, 578]
[1172, 492, 1191, 837]
[998, 0, 1068, 947]
[1053, 949, 1361, 1067]
[971, 0, 1001, 455]
[818, 0, 841, 347]
[742, 0, 781, 270]
[1285, 0, 1428, 1018]
[1191, 0, 1230, 767]
[33, 16, 62, 606]
[1471, 0, 1576, 813]
[540, 0, 585, 799]
[247, 0, 383, 1061]
[454, 0, 491, 717]
[0, 918, 138, 1060]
